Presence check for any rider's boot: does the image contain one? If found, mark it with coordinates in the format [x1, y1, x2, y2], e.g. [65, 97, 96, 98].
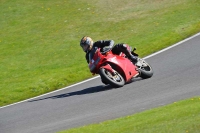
[130, 47, 138, 64]
[129, 54, 138, 64]
[123, 46, 138, 64]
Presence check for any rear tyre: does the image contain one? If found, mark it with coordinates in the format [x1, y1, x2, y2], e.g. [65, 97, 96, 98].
[99, 68, 125, 87]
[136, 58, 153, 79]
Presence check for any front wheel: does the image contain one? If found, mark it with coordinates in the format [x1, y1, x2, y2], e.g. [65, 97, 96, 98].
[99, 68, 125, 87]
[136, 58, 153, 79]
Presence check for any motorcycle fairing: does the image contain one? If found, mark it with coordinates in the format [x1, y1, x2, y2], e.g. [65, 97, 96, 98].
[102, 53, 139, 82]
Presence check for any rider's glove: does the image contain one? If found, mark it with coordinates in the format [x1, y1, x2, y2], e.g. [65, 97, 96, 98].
[102, 46, 111, 53]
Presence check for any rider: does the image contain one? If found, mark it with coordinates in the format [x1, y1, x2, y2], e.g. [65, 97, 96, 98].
[80, 36, 138, 64]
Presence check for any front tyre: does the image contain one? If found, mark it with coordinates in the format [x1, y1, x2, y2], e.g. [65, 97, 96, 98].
[99, 68, 125, 87]
[136, 58, 153, 79]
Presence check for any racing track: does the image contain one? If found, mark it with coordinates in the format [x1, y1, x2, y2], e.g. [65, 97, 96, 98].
[0, 33, 200, 133]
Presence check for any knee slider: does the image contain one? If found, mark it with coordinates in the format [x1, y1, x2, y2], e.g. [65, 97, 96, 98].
[122, 44, 128, 48]
[122, 44, 132, 51]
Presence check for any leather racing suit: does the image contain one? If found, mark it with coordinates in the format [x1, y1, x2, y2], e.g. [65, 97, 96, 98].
[85, 40, 137, 64]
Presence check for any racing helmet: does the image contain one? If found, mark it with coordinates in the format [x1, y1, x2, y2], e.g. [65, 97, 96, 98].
[80, 36, 93, 52]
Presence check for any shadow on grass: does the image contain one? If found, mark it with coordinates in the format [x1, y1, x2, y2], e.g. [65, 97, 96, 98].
[28, 85, 114, 102]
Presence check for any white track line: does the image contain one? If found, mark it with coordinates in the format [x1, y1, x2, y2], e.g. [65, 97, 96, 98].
[1, 32, 200, 109]
[144, 33, 200, 59]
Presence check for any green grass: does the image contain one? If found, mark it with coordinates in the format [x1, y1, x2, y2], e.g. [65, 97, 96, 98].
[58, 97, 200, 133]
[1, 0, 200, 106]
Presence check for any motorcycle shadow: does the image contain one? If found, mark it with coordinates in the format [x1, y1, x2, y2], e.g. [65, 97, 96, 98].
[28, 78, 144, 102]
[28, 85, 113, 102]
[126, 77, 143, 84]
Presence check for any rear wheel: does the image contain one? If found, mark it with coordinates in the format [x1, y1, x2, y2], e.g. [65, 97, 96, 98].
[99, 68, 125, 87]
[136, 58, 153, 79]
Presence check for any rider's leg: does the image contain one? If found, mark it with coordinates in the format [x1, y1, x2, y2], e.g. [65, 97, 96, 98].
[112, 43, 138, 64]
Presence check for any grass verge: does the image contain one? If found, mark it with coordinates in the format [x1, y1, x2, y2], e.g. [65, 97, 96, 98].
[0, 0, 200, 106]
[58, 97, 200, 133]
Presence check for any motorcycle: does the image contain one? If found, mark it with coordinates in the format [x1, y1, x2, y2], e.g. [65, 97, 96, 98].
[88, 47, 153, 87]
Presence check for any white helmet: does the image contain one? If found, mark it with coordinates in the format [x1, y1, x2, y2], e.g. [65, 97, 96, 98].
[80, 36, 93, 52]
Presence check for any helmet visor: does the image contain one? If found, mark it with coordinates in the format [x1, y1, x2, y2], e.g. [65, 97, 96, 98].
[81, 43, 89, 52]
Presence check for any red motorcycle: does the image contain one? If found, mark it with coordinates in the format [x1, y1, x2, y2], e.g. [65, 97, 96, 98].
[88, 47, 153, 87]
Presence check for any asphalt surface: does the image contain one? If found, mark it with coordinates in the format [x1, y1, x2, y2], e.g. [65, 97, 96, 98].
[0, 33, 200, 133]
